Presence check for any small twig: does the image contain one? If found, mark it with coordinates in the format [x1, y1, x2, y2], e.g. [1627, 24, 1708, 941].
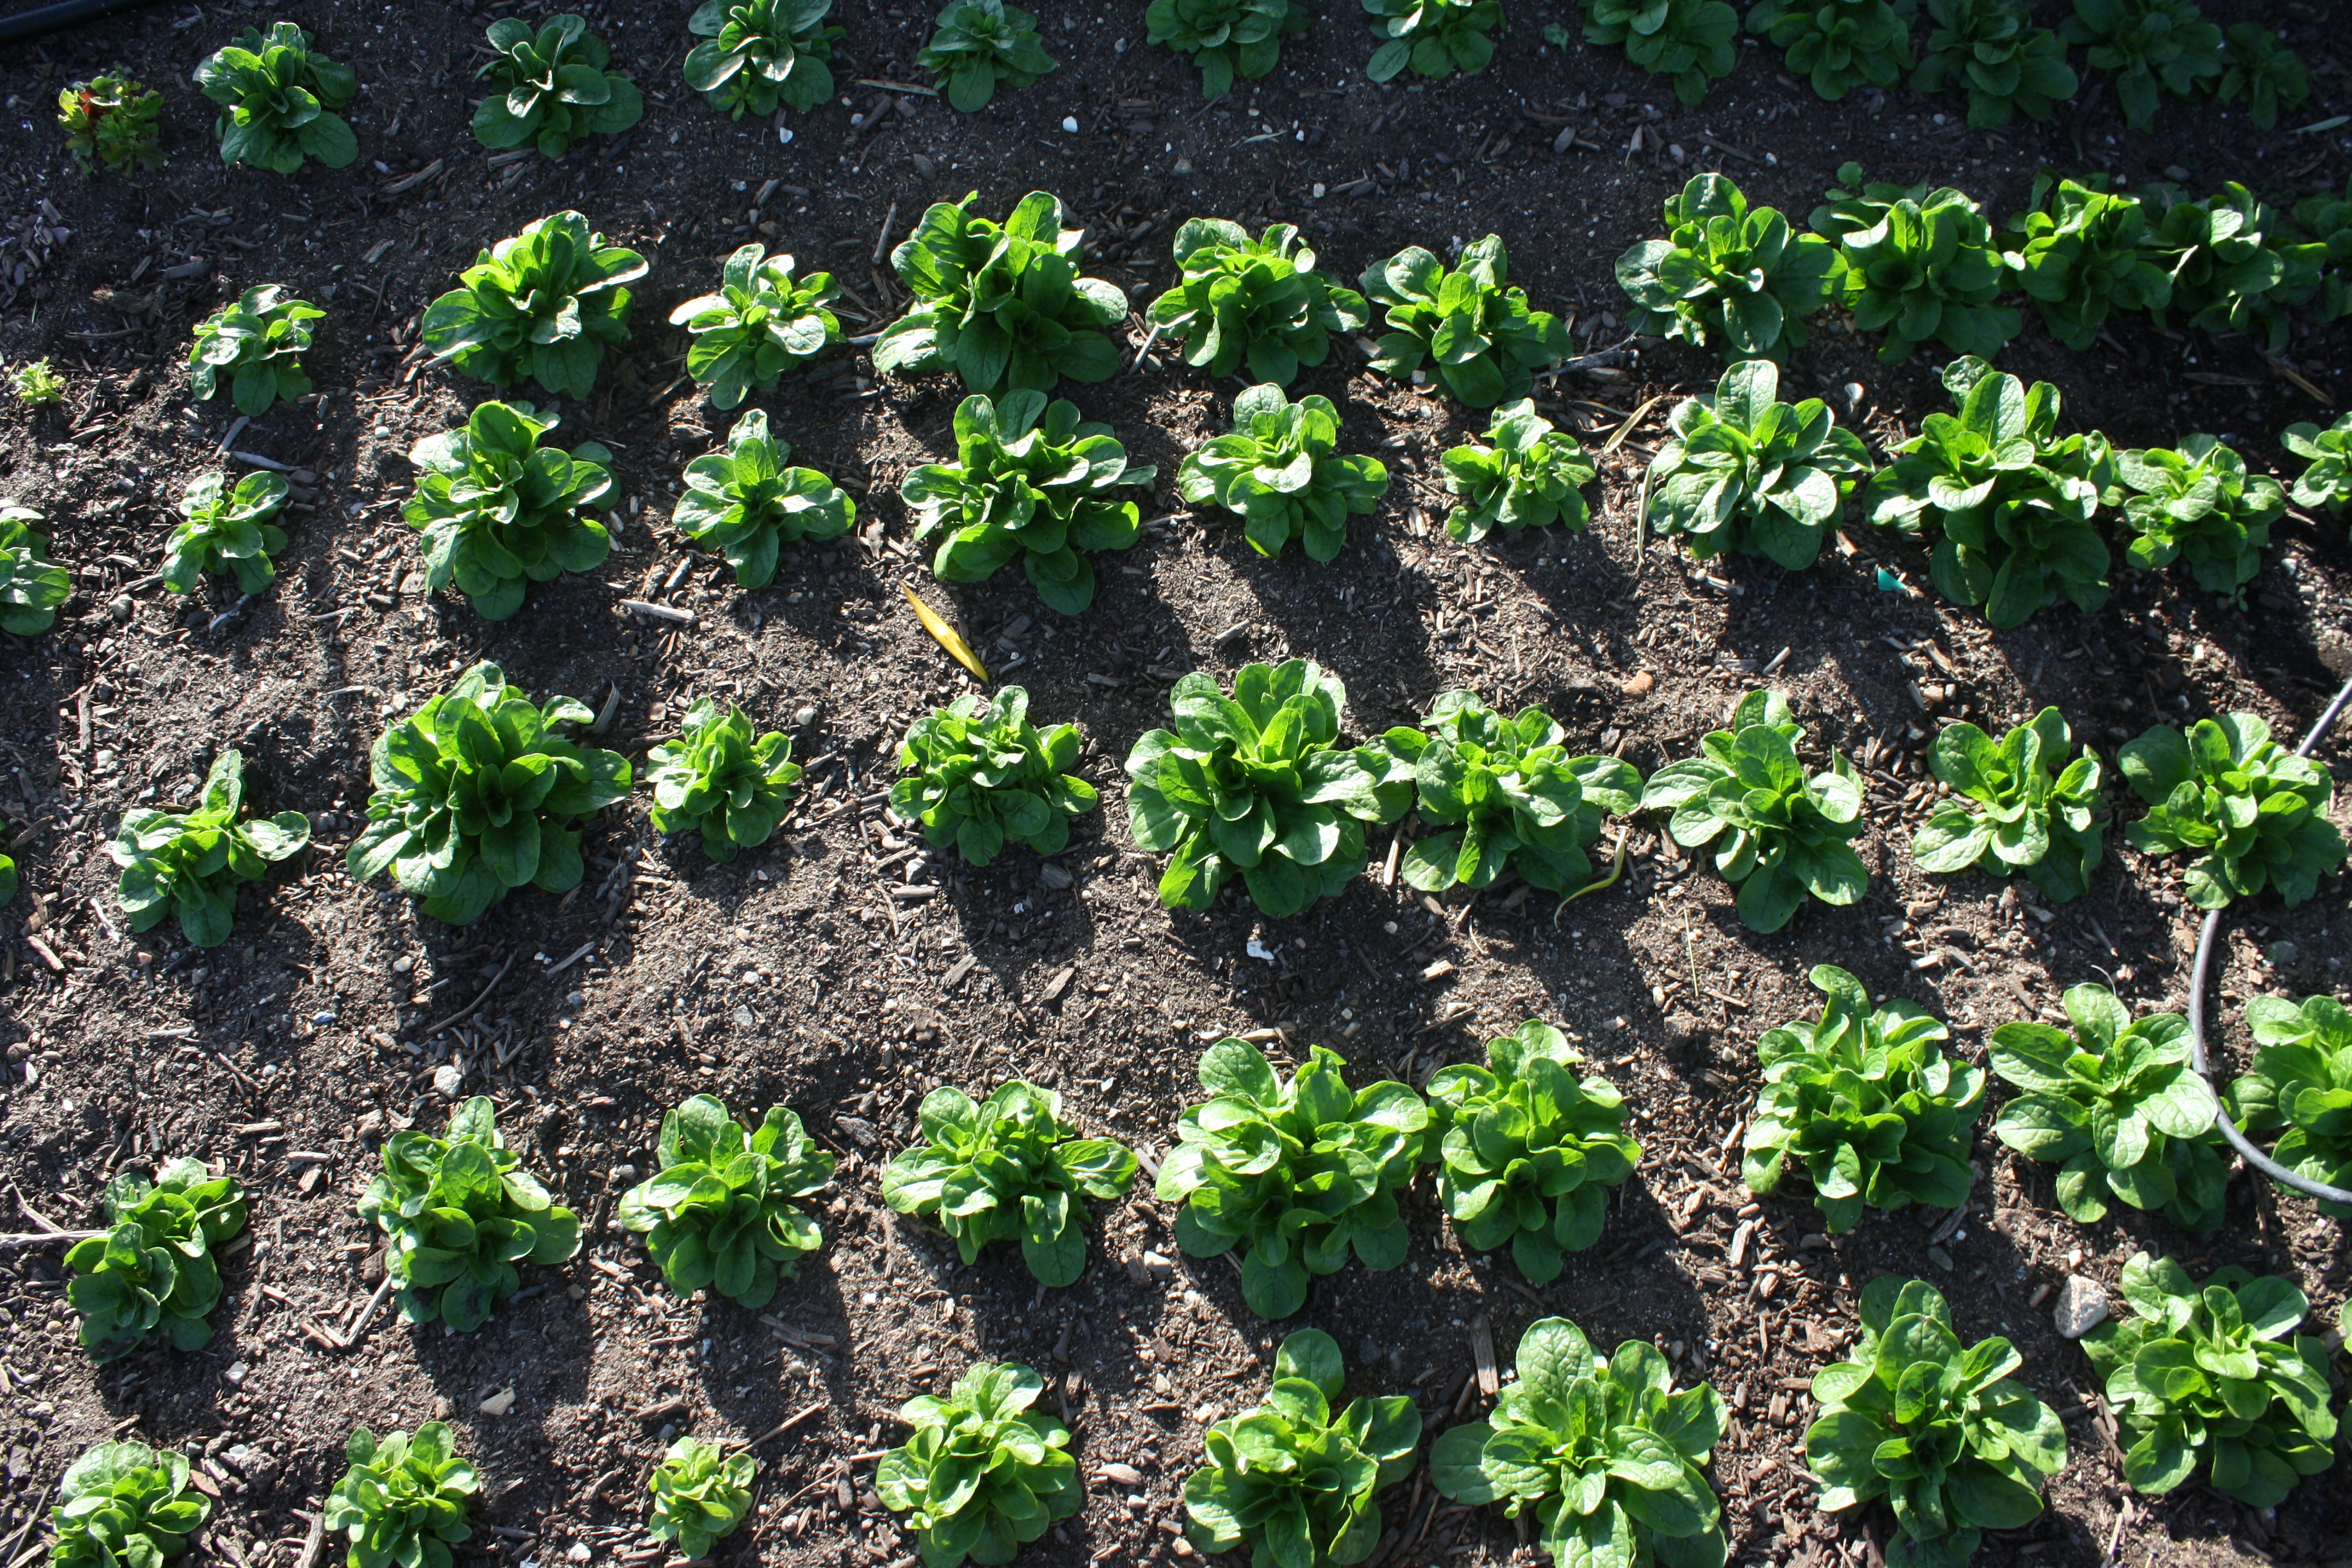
[853, 77, 937, 97]
[13, 1187, 71, 1233]
[871, 200, 900, 266]
[0, 1229, 102, 1247]
[618, 599, 696, 624]
[1125, 320, 1163, 374]
[228, 449, 296, 474]
[0, 1485, 51, 1568]
[731, 1402, 827, 1456]
[213, 415, 250, 457]
[336, 1275, 396, 1350]
[544, 941, 599, 977]
[411, 952, 516, 1039]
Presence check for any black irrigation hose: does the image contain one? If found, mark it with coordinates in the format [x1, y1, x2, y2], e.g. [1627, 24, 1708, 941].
[2183, 668, 2352, 1209]
[0, 0, 165, 48]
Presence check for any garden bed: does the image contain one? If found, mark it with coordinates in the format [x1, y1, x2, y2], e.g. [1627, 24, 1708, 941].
[2, 3, 2350, 1568]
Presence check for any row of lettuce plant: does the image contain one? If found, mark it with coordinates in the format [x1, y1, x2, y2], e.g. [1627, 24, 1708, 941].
[1576, 0, 2305, 129]
[48, 1265, 2344, 1568]
[1624, 168, 2350, 365]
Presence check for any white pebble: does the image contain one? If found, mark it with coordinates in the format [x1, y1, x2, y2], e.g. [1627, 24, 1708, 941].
[2054, 1275, 2108, 1339]
[1062, 116, 1079, 133]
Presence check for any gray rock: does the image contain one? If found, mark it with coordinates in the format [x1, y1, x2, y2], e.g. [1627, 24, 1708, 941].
[431, 1063, 462, 1098]
[2054, 1275, 2108, 1339]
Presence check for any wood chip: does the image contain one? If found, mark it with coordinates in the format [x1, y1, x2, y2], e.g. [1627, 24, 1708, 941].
[1040, 966, 1077, 1004]
[1469, 1312, 1499, 1398]
[941, 955, 977, 990]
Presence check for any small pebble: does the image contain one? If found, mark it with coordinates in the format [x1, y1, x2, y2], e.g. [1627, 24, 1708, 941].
[478, 1387, 517, 1417]
[1061, 116, 1079, 133]
[1142, 1250, 1174, 1279]
[432, 1063, 462, 1097]
[2054, 1275, 2108, 1339]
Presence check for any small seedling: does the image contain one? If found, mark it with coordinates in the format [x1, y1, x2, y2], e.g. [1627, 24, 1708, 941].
[918, 0, 1057, 110]
[646, 701, 802, 862]
[646, 1439, 756, 1560]
[110, 750, 310, 947]
[881, 1081, 1137, 1286]
[618, 1096, 833, 1305]
[1184, 1329, 1421, 1566]
[11, 359, 65, 406]
[163, 472, 290, 597]
[347, 662, 631, 924]
[358, 1097, 581, 1330]
[684, 0, 841, 117]
[472, 14, 642, 157]
[892, 687, 1098, 867]
[65, 1160, 247, 1361]
[195, 22, 358, 173]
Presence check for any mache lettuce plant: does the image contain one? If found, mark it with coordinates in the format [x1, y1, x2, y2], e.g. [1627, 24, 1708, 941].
[1615, 172, 1843, 360]
[1646, 357, 1872, 570]
[1573, 0, 1739, 105]
[646, 1439, 756, 1561]
[358, 1096, 581, 1331]
[1990, 986, 2226, 1231]
[49, 1442, 210, 1568]
[1158, 1040, 1427, 1318]
[1864, 355, 2113, 629]
[110, 749, 310, 947]
[2215, 24, 2307, 129]
[2002, 175, 2169, 350]
[1814, 165, 2020, 362]
[1747, 0, 1916, 100]
[881, 1081, 1137, 1287]
[684, 0, 841, 117]
[875, 189, 1126, 395]
[401, 400, 614, 621]
[1912, 0, 2077, 126]
[1382, 690, 1641, 895]
[874, 1362, 1080, 1568]
[1432, 1317, 1725, 1568]
[2282, 412, 2352, 512]
[347, 662, 632, 924]
[60, 76, 164, 172]
[645, 699, 802, 862]
[617, 1095, 834, 1307]
[1439, 399, 1597, 541]
[1364, 0, 1502, 82]
[1183, 1328, 1420, 1568]
[2225, 993, 2352, 1218]
[2293, 177, 2352, 321]
[324, 1424, 479, 1568]
[673, 410, 855, 586]
[1912, 708, 2105, 901]
[2143, 183, 2310, 353]
[1177, 383, 1390, 561]
[0, 503, 68, 635]
[1642, 689, 1867, 932]
[2082, 1253, 2336, 1505]
[194, 22, 357, 174]
[1425, 1021, 1639, 1281]
[2062, 0, 2223, 129]
[918, 0, 1057, 111]
[892, 687, 1098, 867]
[188, 284, 321, 417]
[162, 471, 289, 596]
[668, 244, 840, 408]
[2112, 436, 2282, 596]
[1806, 1278, 2065, 1568]
[64, 1160, 247, 1362]
[902, 391, 1154, 614]
[1148, 218, 1368, 385]
[1361, 235, 1568, 407]
[1149, 0, 1312, 99]
[471, 14, 642, 157]
[1124, 659, 1408, 917]
[0, 855, 15, 907]
[2120, 713, 2347, 909]
[421, 212, 645, 400]
[1742, 965, 1983, 1230]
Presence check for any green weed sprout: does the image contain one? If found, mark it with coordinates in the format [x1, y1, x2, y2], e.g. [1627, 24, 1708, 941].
[59, 76, 164, 172]
[11, 360, 65, 406]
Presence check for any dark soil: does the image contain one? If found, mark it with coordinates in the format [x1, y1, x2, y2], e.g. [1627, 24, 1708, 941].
[2, 4, 2350, 1568]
